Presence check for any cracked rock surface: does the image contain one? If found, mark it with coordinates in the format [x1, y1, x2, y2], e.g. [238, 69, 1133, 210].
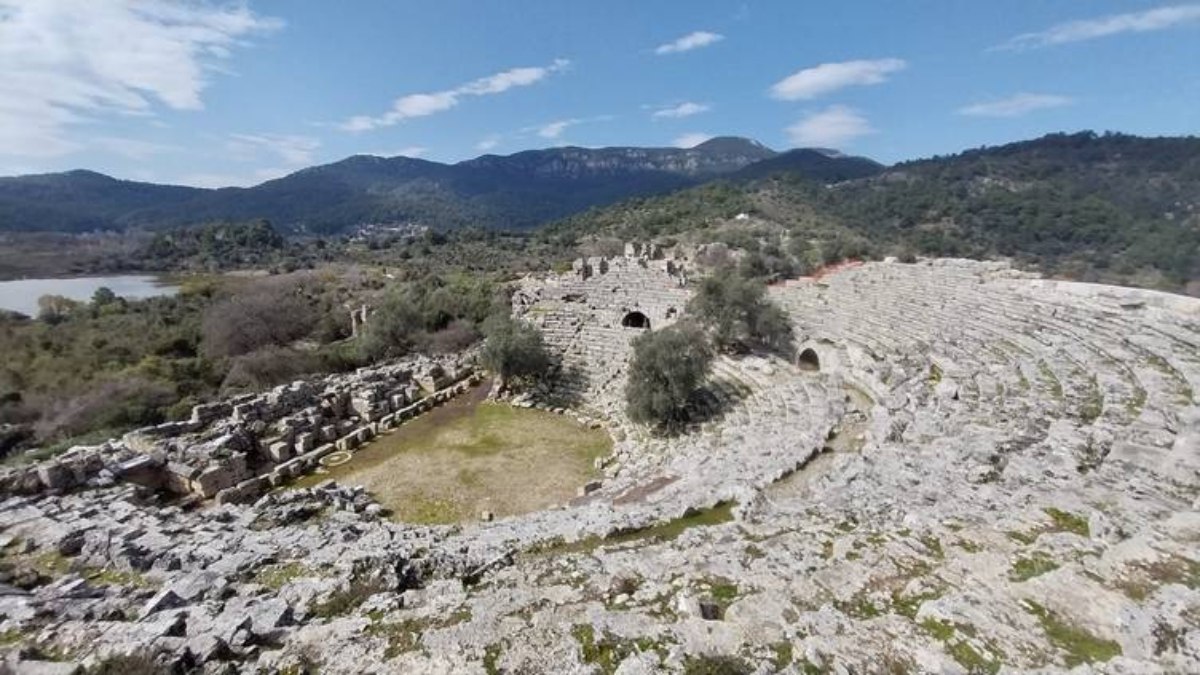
[1, 258, 1198, 674]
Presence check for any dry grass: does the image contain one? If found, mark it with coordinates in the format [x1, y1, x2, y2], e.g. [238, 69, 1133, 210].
[295, 399, 610, 524]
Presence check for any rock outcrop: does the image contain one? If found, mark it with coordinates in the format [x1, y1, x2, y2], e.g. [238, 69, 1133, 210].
[1, 258, 1198, 673]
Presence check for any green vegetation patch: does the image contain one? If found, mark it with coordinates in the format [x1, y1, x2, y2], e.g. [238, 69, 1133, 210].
[769, 641, 793, 670]
[312, 576, 392, 619]
[572, 624, 672, 674]
[533, 502, 734, 557]
[892, 588, 944, 619]
[482, 642, 504, 675]
[920, 619, 1003, 674]
[85, 567, 156, 589]
[1115, 555, 1200, 601]
[1009, 552, 1061, 582]
[1025, 601, 1121, 667]
[292, 398, 611, 524]
[1043, 508, 1090, 537]
[366, 608, 473, 659]
[253, 561, 320, 590]
[681, 654, 753, 675]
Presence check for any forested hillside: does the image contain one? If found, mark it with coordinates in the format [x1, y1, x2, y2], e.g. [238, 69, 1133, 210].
[543, 132, 1200, 293]
[0, 138, 874, 234]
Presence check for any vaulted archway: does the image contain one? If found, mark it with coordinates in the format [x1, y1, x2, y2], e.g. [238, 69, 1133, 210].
[798, 348, 820, 371]
[621, 311, 651, 329]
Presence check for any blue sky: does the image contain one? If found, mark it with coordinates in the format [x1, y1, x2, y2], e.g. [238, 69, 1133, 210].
[1, 1, 1198, 187]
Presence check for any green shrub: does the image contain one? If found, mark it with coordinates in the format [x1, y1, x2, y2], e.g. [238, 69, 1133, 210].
[687, 270, 793, 355]
[625, 322, 712, 430]
[480, 315, 550, 390]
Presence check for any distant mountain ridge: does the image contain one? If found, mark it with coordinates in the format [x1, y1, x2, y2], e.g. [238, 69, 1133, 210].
[0, 137, 881, 234]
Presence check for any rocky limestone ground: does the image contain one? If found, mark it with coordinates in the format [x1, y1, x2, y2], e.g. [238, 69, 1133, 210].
[1, 259, 1198, 674]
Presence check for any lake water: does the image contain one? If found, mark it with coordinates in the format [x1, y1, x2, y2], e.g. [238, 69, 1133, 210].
[0, 276, 179, 317]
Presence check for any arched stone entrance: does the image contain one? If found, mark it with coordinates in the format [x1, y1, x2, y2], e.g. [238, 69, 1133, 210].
[621, 311, 651, 329]
[798, 347, 820, 371]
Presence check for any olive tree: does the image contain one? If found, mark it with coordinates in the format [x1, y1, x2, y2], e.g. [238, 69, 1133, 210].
[625, 322, 712, 431]
[686, 270, 794, 355]
[480, 315, 550, 391]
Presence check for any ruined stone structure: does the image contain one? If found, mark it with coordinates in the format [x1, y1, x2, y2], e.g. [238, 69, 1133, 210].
[512, 250, 690, 410]
[2, 259, 1199, 673]
[0, 356, 476, 505]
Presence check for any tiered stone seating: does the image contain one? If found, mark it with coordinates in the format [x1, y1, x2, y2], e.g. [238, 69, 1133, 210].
[770, 259, 1199, 486]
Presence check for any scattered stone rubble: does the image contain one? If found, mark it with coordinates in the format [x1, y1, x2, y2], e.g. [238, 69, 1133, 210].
[0, 355, 476, 506]
[2, 258, 1199, 674]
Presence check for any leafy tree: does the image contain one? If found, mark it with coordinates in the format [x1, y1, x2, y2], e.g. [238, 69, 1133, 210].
[625, 322, 712, 431]
[480, 315, 550, 391]
[201, 279, 315, 359]
[358, 293, 422, 362]
[91, 287, 118, 306]
[36, 295, 79, 324]
[687, 270, 794, 354]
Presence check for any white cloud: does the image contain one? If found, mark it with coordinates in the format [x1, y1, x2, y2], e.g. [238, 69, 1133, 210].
[226, 133, 320, 166]
[654, 31, 724, 55]
[673, 132, 714, 148]
[342, 59, 570, 132]
[770, 58, 906, 100]
[475, 136, 501, 152]
[958, 93, 1074, 117]
[997, 4, 1200, 50]
[93, 136, 178, 160]
[0, 0, 282, 158]
[524, 115, 613, 142]
[652, 102, 710, 119]
[537, 119, 577, 139]
[785, 106, 874, 147]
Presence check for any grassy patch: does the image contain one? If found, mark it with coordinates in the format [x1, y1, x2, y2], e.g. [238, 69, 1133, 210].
[1043, 508, 1089, 537]
[945, 640, 1001, 675]
[85, 567, 156, 589]
[920, 535, 945, 560]
[921, 618, 956, 641]
[366, 608, 472, 659]
[1078, 375, 1103, 423]
[1025, 601, 1121, 667]
[837, 593, 882, 619]
[1037, 361, 1063, 400]
[312, 576, 391, 619]
[482, 642, 503, 675]
[571, 624, 672, 674]
[1007, 507, 1091, 546]
[892, 588, 943, 619]
[29, 550, 73, 577]
[253, 561, 318, 590]
[682, 654, 752, 675]
[956, 538, 982, 553]
[533, 502, 734, 556]
[0, 628, 26, 647]
[1115, 555, 1200, 601]
[920, 620, 1002, 674]
[292, 398, 611, 524]
[1009, 552, 1060, 582]
[769, 641, 793, 670]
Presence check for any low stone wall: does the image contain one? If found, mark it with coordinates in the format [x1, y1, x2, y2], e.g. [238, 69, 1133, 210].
[213, 374, 483, 505]
[0, 356, 478, 502]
